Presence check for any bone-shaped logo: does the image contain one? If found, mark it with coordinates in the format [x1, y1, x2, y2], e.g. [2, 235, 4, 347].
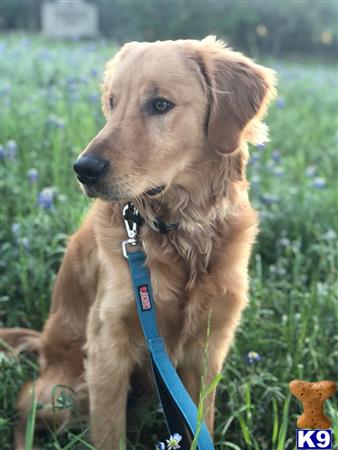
[289, 379, 336, 429]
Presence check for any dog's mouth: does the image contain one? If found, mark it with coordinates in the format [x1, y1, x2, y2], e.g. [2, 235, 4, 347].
[76, 174, 98, 186]
[145, 185, 166, 196]
[79, 180, 166, 202]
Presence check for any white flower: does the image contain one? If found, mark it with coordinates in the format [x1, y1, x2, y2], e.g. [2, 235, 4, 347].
[166, 433, 182, 449]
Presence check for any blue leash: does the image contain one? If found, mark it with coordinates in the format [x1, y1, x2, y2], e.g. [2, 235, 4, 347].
[122, 205, 214, 450]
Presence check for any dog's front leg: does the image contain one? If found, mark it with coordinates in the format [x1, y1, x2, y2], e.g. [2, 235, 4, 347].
[87, 322, 134, 450]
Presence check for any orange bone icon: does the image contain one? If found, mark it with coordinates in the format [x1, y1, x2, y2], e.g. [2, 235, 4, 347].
[289, 379, 336, 429]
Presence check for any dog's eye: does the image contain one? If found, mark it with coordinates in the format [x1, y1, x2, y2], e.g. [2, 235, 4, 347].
[108, 96, 114, 110]
[148, 98, 174, 115]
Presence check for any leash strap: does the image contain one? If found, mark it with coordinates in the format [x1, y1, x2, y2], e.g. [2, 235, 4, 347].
[126, 250, 214, 450]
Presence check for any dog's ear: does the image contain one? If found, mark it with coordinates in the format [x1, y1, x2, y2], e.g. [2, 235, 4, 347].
[190, 37, 276, 154]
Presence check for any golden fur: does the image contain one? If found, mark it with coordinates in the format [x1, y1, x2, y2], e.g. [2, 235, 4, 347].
[1, 37, 276, 449]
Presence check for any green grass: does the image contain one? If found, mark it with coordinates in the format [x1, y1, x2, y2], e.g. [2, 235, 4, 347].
[1, 34, 337, 450]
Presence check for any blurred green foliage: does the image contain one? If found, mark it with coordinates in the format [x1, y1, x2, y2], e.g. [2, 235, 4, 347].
[2, 0, 337, 58]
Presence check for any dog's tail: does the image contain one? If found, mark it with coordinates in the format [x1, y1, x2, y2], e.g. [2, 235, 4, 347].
[0, 327, 41, 353]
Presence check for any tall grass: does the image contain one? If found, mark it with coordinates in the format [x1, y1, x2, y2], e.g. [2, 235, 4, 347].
[1, 34, 337, 449]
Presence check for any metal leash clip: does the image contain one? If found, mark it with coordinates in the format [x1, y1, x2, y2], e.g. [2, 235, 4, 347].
[122, 203, 142, 258]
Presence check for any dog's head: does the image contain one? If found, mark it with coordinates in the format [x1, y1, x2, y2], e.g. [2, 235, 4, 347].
[74, 36, 276, 202]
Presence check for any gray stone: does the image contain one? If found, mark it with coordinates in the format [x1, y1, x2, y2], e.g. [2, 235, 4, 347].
[42, 0, 98, 38]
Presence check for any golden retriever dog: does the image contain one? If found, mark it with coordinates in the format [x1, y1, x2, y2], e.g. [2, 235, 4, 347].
[2, 36, 276, 449]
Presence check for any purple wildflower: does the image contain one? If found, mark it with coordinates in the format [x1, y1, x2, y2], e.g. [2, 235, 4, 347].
[37, 187, 56, 210]
[312, 177, 326, 189]
[250, 153, 261, 165]
[278, 237, 291, 247]
[1, 83, 11, 96]
[271, 149, 281, 163]
[156, 443, 166, 450]
[11, 223, 20, 237]
[46, 115, 65, 129]
[273, 166, 284, 177]
[250, 175, 260, 188]
[256, 143, 265, 150]
[5, 139, 17, 160]
[266, 160, 274, 170]
[260, 194, 278, 206]
[276, 97, 285, 109]
[90, 68, 99, 77]
[246, 351, 261, 364]
[69, 92, 80, 102]
[305, 166, 316, 177]
[39, 49, 53, 61]
[88, 93, 100, 103]
[27, 168, 39, 183]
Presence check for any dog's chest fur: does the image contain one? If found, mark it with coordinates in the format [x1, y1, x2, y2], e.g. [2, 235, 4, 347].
[94, 231, 215, 364]
[90, 198, 258, 368]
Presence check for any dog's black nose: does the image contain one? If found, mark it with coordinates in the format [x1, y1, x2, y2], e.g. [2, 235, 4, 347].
[73, 156, 108, 185]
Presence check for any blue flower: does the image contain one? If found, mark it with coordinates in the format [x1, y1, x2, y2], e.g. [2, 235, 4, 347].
[166, 433, 182, 449]
[276, 97, 285, 109]
[273, 166, 284, 177]
[246, 351, 261, 364]
[69, 92, 80, 102]
[249, 153, 261, 165]
[39, 49, 53, 61]
[37, 187, 56, 210]
[90, 68, 99, 77]
[0, 145, 4, 160]
[305, 165, 316, 177]
[251, 175, 260, 184]
[46, 115, 65, 129]
[1, 83, 11, 97]
[256, 143, 265, 150]
[88, 93, 100, 103]
[27, 168, 39, 183]
[260, 194, 278, 206]
[156, 443, 166, 450]
[5, 139, 17, 160]
[278, 237, 291, 247]
[312, 177, 326, 189]
[11, 223, 21, 237]
[271, 149, 281, 163]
